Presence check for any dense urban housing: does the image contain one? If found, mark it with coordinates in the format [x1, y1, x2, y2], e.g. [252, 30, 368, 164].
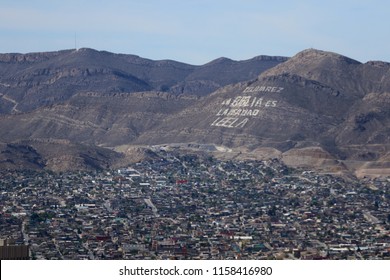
[1, 152, 389, 260]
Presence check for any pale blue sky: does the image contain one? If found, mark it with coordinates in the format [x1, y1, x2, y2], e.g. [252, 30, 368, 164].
[1, 0, 389, 64]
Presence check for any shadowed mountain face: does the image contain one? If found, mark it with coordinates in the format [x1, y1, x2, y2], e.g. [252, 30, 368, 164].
[0, 48, 389, 176]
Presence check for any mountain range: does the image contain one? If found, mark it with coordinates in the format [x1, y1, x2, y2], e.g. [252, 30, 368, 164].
[0, 48, 389, 177]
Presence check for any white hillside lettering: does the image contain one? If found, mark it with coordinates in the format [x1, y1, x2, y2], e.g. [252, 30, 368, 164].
[211, 92, 278, 128]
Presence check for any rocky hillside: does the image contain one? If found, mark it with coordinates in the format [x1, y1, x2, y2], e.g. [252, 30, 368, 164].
[136, 49, 390, 176]
[0, 48, 389, 177]
[0, 48, 286, 114]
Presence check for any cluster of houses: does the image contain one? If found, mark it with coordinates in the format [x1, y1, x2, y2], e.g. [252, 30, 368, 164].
[0, 152, 389, 259]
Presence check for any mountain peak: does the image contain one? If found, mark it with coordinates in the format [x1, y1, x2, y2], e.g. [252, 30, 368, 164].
[295, 48, 361, 64]
[205, 57, 234, 66]
[260, 48, 362, 83]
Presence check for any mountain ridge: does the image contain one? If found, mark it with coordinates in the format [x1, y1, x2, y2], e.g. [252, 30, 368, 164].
[0, 48, 288, 114]
[0, 48, 389, 177]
